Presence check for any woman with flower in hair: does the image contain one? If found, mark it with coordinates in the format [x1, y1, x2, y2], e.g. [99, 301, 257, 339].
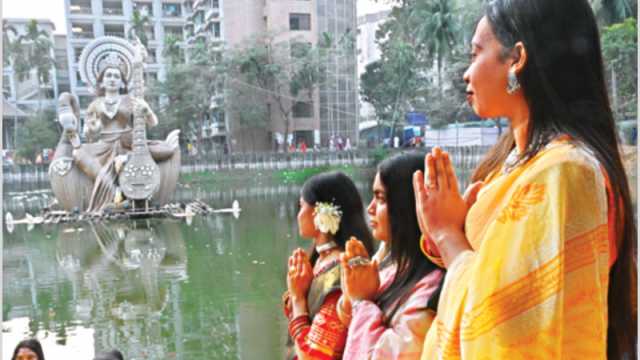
[338, 153, 444, 359]
[284, 171, 375, 360]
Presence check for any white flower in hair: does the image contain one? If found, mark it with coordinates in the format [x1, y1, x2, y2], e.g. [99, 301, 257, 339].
[313, 202, 342, 235]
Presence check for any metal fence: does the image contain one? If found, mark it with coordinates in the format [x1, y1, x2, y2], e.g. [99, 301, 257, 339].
[3, 146, 492, 187]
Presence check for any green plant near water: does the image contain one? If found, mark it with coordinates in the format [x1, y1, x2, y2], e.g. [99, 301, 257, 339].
[275, 164, 363, 184]
[180, 164, 365, 187]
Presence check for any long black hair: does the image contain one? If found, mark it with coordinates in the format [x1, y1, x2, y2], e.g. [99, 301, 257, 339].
[375, 153, 439, 321]
[471, 1, 637, 358]
[12, 339, 45, 360]
[301, 171, 375, 265]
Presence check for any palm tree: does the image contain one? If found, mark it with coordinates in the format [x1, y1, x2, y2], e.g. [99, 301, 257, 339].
[128, 9, 152, 46]
[3, 20, 19, 67]
[411, 0, 458, 95]
[16, 20, 56, 107]
[162, 33, 183, 66]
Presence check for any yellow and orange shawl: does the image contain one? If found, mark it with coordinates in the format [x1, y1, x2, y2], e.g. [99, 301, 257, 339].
[422, 140, 615, 359]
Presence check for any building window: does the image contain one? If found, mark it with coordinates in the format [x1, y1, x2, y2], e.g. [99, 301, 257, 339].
[133, 2, 153, 17]
[69, 0, 92, 14]
[290, 41, 311, 58]
[78, 95, 92, 109]
[102, 0, 123, 16]
[146, 28, 156, 41]
[165, 26, 183, 39]
[210, 22, 221, 38]
[74, 47, 84, 62]
[3, 75, 11, 98]
[209, 0, 219, 8]
[71, 23, 94, 39]
[76, 71, 87, 87]
[162, 3, 182, 17]
[293, 102, 313, 118]
[194, 11, 205, 26]
[148, 48, 158, 63]
[145, 71, 158, 83]
[290, 13, 311, 31]
[183, 1, 193, 15]
[104, 24, 125, 38]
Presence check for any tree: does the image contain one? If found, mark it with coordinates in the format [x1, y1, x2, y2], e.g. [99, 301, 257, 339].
[601, 17, 637, 120]
[360, 0, 486, 135]
[411, 0, 459, 93]
[151, 41, 223, 150]
[590, 0, 637, 25]
[224, 32, 338, 152]
[16, 107, 59, 161]
[14, 20, 56, 108]
[128, 9, 152, 46]
[2, 20, 19, 67]
[162, 33, 183, 66]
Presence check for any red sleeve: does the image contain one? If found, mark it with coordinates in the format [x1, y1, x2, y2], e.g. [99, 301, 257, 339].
[294, 291, 347, 359]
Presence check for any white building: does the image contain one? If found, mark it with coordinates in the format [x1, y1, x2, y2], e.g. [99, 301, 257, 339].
[356, 10, 390, 121]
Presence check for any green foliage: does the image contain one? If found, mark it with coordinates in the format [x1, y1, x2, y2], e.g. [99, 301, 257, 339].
[128, 9, 151, 46]
[590, 0, 637, 25]
[9, 20, 56, 90]
[601, 17, 638, 119]
[2, 20, 18, 68]
[360, 0, 477, 133]
[16, 108, 60, 160]
[151, 43, 223, 143]
[162, 33, 183, 66]
[371, 146, 390, 165]
[222, 32, 347, 150]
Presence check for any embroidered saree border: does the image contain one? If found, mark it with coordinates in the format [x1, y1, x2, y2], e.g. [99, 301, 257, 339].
[433, 224, 608, 355]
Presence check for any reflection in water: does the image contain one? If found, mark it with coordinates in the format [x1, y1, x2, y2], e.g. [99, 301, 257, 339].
[3, 194, 311, 359]
[52, 219, 186, 359]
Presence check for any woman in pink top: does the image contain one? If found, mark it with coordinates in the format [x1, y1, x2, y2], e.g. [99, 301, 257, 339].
[338, 153, 444, 359]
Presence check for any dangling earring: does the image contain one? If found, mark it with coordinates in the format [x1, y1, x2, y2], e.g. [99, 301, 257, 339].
[507, 69, 520, 94]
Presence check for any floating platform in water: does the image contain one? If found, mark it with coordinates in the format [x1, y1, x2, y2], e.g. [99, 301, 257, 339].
[5, 200, 241, 233]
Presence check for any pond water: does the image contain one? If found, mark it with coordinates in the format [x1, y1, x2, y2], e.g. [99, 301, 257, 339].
[2, 180, 378, 360]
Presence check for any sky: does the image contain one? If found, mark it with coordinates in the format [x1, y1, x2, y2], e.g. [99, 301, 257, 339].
[2, 0, 394, 35]
[2, 0, 67, 34]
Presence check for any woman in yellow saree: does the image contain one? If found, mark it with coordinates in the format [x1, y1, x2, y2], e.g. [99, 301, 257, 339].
[414, 0, 637, 359]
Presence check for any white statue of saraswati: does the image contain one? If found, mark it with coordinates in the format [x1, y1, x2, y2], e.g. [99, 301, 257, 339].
[50, 36, 181, 212]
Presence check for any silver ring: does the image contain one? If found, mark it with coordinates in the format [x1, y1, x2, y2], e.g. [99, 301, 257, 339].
[348, 256, 370, 267]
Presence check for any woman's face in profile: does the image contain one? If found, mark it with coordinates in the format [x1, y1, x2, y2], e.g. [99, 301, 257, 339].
[463, 16, 513, 118]
[15, 347, 38, 360]
[102, 67, 124, 93]
[297, 197, 318, 239]
[367, 173, 390, 242]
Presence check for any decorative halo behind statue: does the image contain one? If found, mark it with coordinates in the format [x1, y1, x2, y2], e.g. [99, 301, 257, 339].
[79, 36, 135, 93]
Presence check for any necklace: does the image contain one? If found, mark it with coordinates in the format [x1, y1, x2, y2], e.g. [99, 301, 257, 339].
[316, 241, 337, 253]
[104, 95, 120, 106]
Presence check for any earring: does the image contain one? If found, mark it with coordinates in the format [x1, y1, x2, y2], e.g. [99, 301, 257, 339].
[507, 69, 520, 94]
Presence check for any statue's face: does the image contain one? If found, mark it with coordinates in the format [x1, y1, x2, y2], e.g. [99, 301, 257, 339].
[101, 67, 124, 93]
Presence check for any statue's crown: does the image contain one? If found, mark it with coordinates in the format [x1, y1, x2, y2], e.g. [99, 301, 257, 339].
[97, 53, 128, 78]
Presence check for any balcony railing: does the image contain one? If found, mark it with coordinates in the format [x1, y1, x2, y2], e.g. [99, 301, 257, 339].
[103, 5, 124, 16]
[72, 31, 95, 39]
[104, 32, 125, 38]
[69, 5, 92, 15]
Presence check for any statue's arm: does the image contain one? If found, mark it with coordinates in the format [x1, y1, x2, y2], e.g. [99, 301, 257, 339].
[83, 101, 102, 141]
[137, 98, 158, 128]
